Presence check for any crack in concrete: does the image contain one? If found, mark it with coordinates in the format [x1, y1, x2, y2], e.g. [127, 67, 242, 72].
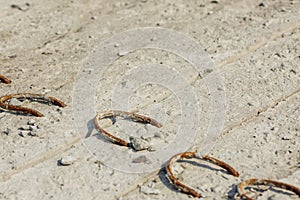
[221, 86, 300, 138]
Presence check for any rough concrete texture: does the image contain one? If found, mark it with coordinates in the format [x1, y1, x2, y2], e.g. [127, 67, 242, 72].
[0, 0, 299, 199]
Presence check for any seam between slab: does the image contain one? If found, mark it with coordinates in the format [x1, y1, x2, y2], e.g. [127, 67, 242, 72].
[217, 20, 300, 68]
[221, 87, 300, 137]
[1, 137, 81, 182]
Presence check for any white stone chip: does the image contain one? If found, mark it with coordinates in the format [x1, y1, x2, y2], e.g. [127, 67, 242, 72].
[19, 131, 30, 137]
[117, 50, 128, 57]
[140, 185, 160, 195]
[129, 137, 151, 151]
[27, 119, 36, 125]
[60, 156, 76, 166]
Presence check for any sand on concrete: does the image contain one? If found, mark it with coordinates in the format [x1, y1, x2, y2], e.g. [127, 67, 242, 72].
[0, 0, 299, 199]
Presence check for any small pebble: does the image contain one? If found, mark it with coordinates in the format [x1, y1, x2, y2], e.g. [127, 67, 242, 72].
[211, 0, 219, 3]
[19, 125, 30, 130]
[140, 185, 160, 195]
[8, 54, 17, 59]
[19, 131, 30, 137]
[117, 50, 128, 57]
[59, 156, 76, 166]
[27, 119, 36, 125]
[29, 129, 40, 137]
[129, 137, 150, 151]
[281, 132, 294, 140]
[3, 128, 11, 135]
[56, 108, 63, 114]
[82, 68, 93, 73]
[148, 180, 156, 188]
[147, 146, 155, 152]
[29, 125, 39, 131]
[11, 3, 30, 11]
[42, 89, 51, 94]
[258, 2, 266, 7]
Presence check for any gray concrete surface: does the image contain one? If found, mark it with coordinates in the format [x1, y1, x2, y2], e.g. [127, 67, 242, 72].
[0, 0, 299, 199]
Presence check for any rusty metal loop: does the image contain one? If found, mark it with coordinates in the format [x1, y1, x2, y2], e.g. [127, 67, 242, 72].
[0, 93, 66, 117]
[94, 110, 162, 149]
[166, 151, 239, 198]
[238, 178, 300, 200]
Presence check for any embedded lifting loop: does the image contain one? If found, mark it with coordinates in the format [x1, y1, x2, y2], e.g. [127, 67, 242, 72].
[0, 74, 11, 84]
[166, 151, 239, 198]
[0, 93, 66, 117]
[94, 110, 162, 150]
[238, 178, 300, 200]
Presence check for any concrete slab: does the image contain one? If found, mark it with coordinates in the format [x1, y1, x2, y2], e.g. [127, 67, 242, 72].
[0, 0, 299, 199]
